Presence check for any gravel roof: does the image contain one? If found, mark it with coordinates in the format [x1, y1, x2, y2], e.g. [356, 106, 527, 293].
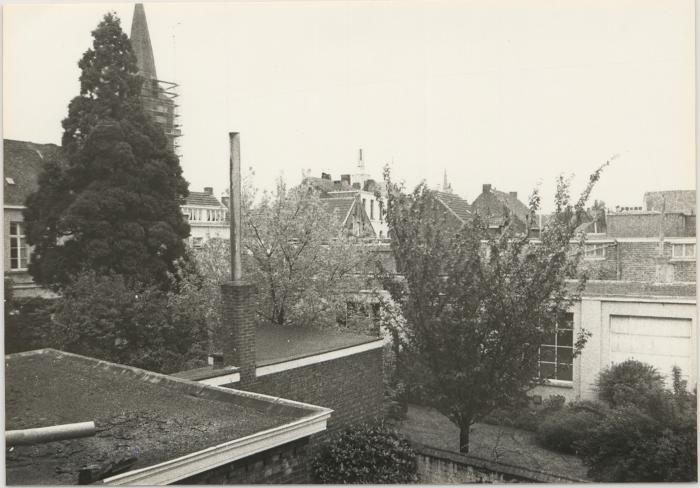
[5, 349, 314, 485]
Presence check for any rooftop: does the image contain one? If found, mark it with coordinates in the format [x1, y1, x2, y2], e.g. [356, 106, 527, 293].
[319, 196, 356, 224]
[5, 349, 328, 485]
[435, 191, 472, 224]
[184, 191, 225, 207]
[4, 139, 64, 207]
[175, 324, 380, 382]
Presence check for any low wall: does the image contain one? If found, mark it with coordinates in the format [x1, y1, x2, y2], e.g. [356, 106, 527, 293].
[415, 444, 586, 484]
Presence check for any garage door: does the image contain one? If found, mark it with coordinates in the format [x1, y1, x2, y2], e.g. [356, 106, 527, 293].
[610, 315, 693, 384]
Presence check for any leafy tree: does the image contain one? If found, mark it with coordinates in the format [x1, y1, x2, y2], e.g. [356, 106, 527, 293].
[24, 13, 189, 290]
[179, 178, 375, 342]
[381, 165, 608, 452]
[47, 271, 208, 374]
[312, 423, 418, 483]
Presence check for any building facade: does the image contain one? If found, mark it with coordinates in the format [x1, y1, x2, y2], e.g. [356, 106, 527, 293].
[182, 187, 229, 248]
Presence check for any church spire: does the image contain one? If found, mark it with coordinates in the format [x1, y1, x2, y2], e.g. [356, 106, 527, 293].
[130, 3, 158, 80]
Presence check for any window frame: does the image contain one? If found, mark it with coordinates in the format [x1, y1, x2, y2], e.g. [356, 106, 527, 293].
[538, 312, 574, 383]
[9, 221, 29, 271]
[584, 243, 606, 260]
[672, 242, 696, 260]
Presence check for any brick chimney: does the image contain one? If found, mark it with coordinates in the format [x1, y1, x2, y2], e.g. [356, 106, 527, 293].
[483, 184, 492, 194]
[321, 172, 331, 180]
[220, 132, 257, 385]
[204, 186, 213, 195]
[341, 174, 351, 186]
[509, 191, 517, 199]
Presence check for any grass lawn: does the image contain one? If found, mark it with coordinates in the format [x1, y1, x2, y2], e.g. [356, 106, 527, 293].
[397, 404, 590, 481]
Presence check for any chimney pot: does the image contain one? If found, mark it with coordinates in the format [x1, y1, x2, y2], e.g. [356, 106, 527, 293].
[204, 187, 213, 195]
[483, 184, 492, 193]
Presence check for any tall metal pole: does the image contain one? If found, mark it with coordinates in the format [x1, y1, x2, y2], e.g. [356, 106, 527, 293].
[229, 132, 242, 281]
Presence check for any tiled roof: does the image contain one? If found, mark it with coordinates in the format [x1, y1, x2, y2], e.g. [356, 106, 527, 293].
[644, 190, 696, 214]
[5, 349, 323, 485]
[492, 190, 530, 222]
[185, 191, 225, 207]
[320, 197, 355, 225]
[4, 139, 64, 207]
[435, 191, 471, 223]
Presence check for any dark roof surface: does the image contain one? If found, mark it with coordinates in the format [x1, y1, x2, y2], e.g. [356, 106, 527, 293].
[256, 324, 379, 366]
[435, 191, 471, 223]
[644, 190, 696, 214]
[320, 197, 355, 225]
[5, 349, 312, 485]
[185, 191, 225, 207]
[176, 325, 380, 382]
[4, 139, 64, 207]
[492, 190, 530, 221]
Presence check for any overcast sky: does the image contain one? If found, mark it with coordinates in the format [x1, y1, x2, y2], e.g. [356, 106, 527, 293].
[3, 0, 695, 210]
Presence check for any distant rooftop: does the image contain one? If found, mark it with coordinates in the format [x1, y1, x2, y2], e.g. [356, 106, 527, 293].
[4, 139, 64, 207]
[435, 191, 472, 224]
[185, 190, 225, 207]
[5, 349, 328, 485]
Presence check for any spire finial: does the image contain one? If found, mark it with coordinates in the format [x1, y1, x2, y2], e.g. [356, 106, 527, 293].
[130, 3, 158, 80]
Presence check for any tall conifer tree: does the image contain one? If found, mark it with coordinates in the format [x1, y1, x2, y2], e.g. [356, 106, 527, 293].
[25, 13, 189, 289]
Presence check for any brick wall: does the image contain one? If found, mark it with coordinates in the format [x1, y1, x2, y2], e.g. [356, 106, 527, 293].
[618, 241, 696, 282]
[241, 348, 383, 440]
[175, 438, 310, 484]
[608, 212, 692, 238]
[414, 444, 585, 483]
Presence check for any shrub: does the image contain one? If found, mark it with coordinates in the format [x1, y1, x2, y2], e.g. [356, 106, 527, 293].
[579, 363, 697, 482]
[536, 407, 604, 454]
[49, 271, 208, 374]
[312, 423, 418, 483]
[4, 280, 57, 354]
[596, 360, 665, 409]
[576, 404, 697, 482]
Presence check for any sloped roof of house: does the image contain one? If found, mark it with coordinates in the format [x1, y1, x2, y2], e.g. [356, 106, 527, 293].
[185, 191, 225, 207]
[644, 190, 696, 214]
[5, 349, 329, 485]
[491, 190, 530, 222]
[303, 176, 353, 193]
[4, 139, 64, 207]
[320, 196, 356, 225]
[434, 191, 472, 224]
[472, 186, 530, 227]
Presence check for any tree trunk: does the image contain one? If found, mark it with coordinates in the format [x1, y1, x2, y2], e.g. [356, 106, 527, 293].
[459, 422, 471, 453]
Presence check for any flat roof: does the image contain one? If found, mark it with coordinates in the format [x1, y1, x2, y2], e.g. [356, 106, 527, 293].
[174, 325, 380, 382]
[5, 349, 327, 485]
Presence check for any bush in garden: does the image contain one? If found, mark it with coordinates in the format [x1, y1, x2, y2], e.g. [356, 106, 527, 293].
[578, 364, 697, 482]
[596, 359, 665, 409]
[4, 280, 57, 354]
[576, 403, 697, 482]
[49, 271, 208, 374]
[536, 407, 604, 454]
[312, 423, 418, 483]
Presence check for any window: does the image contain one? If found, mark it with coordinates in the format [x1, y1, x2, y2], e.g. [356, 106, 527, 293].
[9, 222, 29, 270]
[584, 243, 606, 259]
[538, 313, 574, 382]
[672, 243, 695, 260]
[370, 200, 375, 220]
[379, 201, 384, 222]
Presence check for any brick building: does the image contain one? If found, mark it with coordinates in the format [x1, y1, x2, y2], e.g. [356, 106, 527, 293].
[3, 139, 62, 298]
[532, 192, 697, 401]
[471, 183, 531, 234]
